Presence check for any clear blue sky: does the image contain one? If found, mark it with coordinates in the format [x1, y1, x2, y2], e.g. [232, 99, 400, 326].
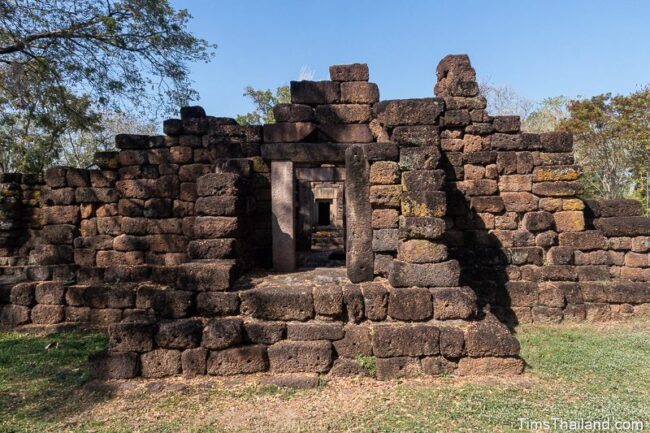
[170, 0, 650, 118]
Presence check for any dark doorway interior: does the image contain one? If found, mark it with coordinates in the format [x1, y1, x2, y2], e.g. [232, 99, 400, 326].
[317, 200, 331, 226]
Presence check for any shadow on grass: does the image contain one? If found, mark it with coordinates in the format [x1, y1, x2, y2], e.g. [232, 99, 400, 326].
[0, 330, 110, 432]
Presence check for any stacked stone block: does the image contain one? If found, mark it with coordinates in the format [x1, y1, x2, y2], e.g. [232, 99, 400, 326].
[0, 173, 41, 273]
[264, 63, 378, 144]
[431, 55, 650, 324]
[91, 279, 522, 380]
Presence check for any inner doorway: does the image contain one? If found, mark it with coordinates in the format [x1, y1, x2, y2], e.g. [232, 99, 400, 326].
[296, 167, 346, 268]
[317, 200, 331, 226]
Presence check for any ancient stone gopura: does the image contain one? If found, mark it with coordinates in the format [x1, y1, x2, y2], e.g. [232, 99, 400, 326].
[1, 55, 649, 381]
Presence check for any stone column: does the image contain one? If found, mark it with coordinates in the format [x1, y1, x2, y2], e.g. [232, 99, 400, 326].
[345, 145, 374, 282]
[271, 161, 295, 271]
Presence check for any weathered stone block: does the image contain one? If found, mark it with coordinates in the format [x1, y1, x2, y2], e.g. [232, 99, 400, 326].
[430, 287, 477, 320]
[540, 131, 573, 152]
[522, 211, 554, 232]
[135, 287, 193, 319]
[499, 174, 532, 192]
[10, 282, 36, 306]
[0, 305, 30, 326]
[493, 115, 520, 133]
[502, 192, 539, 212]
[42, 206, 80, 225]
[262, 122, 316, 143]
[594, 217, 650, 237]
[398, 239, 447, 263]
[240, 287, 313, 321]
[375, 357, 422, 380]
[505, 281, 538, 307]
[177, 261, 237, 291]
[243, 321, 285, 344]
[401, 191, 446, 218]
[369, 161, 400, 185]
[375, 98, 444, 127]
[315, 104, 372, 124]
[196, 292, 240, 316]
[268, 340, 332, 373]
[399, 146, 441, 171]
[401, 170, 445, 192]
[202, 318, 242, 349]
[439, 326, 465, 358]
[181, 348, 207, 377]
[109, 322, 154, 352]
[208, 345, 269, 375]
[273, 103, 314, 122]
[456, 179, 498, 196]
[470, 196, 504, 213]
[391, 125, 439, 146]
[362, 283, 388, 321]
[558, 231, 606, 250]
[532, 181, 582, 197]
[141, 349, 181, 378]
[34, 281, 65, 305]
[329, 63, 369, 81]
[318, 124, 373, 143]
[387, 287, 432, 321]
[340, 82, 379, 104]
[532, 306, 563, 323]
[328, 358, 372, 377]
[30, 304, 64, 324]
[372, 208, 399, 229]
[388, 260, 461, 288]
[372, 229, 398, 252]
[373, 324, 439, 357]
[533, 165, 581, 182]
[464, 315, 520, 357]
[193, 216, 240, 238]
[156, 319, 203, 349]
[398, 216, 445, 240]
[547, 246, 574, 265]
[491, 133, 523, 150]
[290, 81, 340, 104]
[286, 322, 344, 341]
[188, 239, 237, 260]
[369, 185, 401, 208]
[313, 284, 343, 317]
[585, 199, 642, 218]
[554, 211, 585, 232]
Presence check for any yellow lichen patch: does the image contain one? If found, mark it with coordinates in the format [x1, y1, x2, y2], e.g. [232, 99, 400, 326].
[562, 198, 585, 211]
[554, 211, 585, 232]
[532, 166, 581, 182]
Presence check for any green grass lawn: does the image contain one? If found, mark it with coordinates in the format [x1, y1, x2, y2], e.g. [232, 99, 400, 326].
[2, 320, 650, 432]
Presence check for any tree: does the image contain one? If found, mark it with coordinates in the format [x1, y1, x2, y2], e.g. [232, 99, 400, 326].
[236, 85, 290, 125]
[59, 110, 158, 169]
[523, 96, 569, 133]
[558, 89, 650, 200]
[0, 0, 215, 172]
[479, 81, 535, 120]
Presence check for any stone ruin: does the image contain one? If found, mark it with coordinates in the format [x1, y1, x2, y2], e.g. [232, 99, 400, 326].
[1, 55, 649, 381]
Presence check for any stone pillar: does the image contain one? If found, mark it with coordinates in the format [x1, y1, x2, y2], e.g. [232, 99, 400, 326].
[271, 161, 295, 271]
[345, 145, 374, 282]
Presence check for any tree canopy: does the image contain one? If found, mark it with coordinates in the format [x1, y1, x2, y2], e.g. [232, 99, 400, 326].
[558, 89, 650, 201]
[0, 0, 215, 172]
[236, 85, 290, 125]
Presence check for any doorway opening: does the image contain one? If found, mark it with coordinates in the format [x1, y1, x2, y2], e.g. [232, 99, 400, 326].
[317, 200, 332, 226]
